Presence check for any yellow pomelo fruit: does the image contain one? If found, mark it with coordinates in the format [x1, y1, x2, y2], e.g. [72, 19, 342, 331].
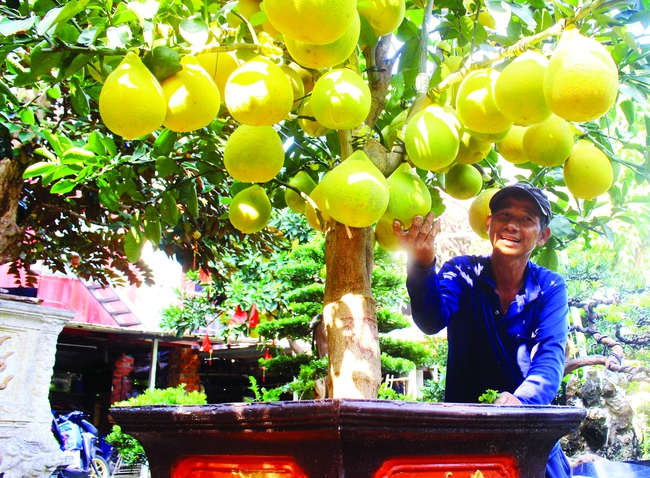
[310, 68, 371, 130]
[305, 179, 331, 231]
[225, 56, 293, 126]
[298, 98, 331, 137]
[456, 68, 513, 134]
[285, 10, 360, 69]
[544, 29, 619, 122]
[285, 170, 318, 213]
[563, 139, 613, 200]
[161, 56, 221, 133]
[320, 150, 390, 228]
[375, 214, 403, 252]
[445, 163, 483, 200]
[235, 0, 282, 37]
[287, 62, 315, 95]
[494, 50, 552, 126]
[444, 56, 465, 73]
[229, 185, 272, 234]
[280, 65, 306, 110]
[468, 187, 499, 239]
[478, 9, 496, 29]
[522, 114, 574, 167]
[265, 0, 357, 45]
[99, 51, 166, 140]
[454, 130, 491, 165]
[468, 126, 511, 143]
[224, 125, 285, 182]
[497, 125, 529, 164]
[384, 110, 408, 149]
[385, 162, 432, 227]
[357, 0, 406, 37]
[404, 105, 460, 171]
[196, 51, 239, 99]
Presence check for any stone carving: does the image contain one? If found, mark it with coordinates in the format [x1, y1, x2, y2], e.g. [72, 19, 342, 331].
[0, 299, 75, 478]
[562, 370, 640, 462]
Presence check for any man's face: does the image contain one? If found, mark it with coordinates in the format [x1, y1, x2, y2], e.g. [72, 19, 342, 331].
[487, 195, 551, 259]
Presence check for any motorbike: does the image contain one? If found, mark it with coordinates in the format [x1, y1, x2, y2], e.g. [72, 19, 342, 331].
[50, 411, 111, 478]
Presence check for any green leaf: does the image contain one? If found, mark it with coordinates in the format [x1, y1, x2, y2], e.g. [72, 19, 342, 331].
[124, 226, 145, 263]
[397, 38, 420, 87]
[36, 6, 65, 36]
[180, 16, 209, 46]
[50, 179, 77, 194]
[535, 246, 559, 270]
[0, 79, 20, 106]
[99, 186, 120, 210]
[601, 223, 615, 242]
[30, 43, 64, 77]
[69, 77, 90, 117]
[13, 71, 38, 87]
[509, 4, 536, 28]
[160, 192, 180, 226]
[62, 53, 94, 79]
[23, 162, 58, 179]
[180, 180, 199, 218]
[549, 215, 573, 239]
[359, 15, 378, 47]
[33, 147, 57, 161]
[153, 129, 178, 157]
[106, 24, 132, 49]
[78, 25, 103, 46]
[62, 147, 97, 164]
[429, 187, 446, 217]
[156, 156, 179, 177]
[86, 132, 107, 156]
[144, 206, 162, 248]
[19, 107, 35, 125]
[619, 99, 635, 126]
[478, 389, 500, 404]
[53, 165, 82, 180]
[36, 1, 86, 36]
[0, 17, 36, 36]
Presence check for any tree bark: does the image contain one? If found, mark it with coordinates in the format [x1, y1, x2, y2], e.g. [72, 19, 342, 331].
[323, 222, 381, 399]
[0, 155, 25, 265]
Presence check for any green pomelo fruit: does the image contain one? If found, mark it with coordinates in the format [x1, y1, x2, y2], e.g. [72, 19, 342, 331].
[404, 105, 460, 171]
[285, 170, 318, 213]
[305, 179, 331, 231]
[445, 163, 483, 200]
[321, 150, 389, 228]
[385, 162, 431, 227]
[229, 185, 272, 234]
[375, 214, 403, 252]
[454, 131, 492, 165]
[468, 187, 499, 239]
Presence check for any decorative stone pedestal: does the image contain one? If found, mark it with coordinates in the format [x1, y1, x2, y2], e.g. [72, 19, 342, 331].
[0, 298, 75, 478]
[112, 399, 586, 478]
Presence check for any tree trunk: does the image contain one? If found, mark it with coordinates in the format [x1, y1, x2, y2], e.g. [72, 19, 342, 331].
[0, 154, 25, 265]
[323, 221, 381, 398]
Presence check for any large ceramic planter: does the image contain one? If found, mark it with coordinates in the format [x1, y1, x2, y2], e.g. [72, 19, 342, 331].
[111, 399, 585, 478]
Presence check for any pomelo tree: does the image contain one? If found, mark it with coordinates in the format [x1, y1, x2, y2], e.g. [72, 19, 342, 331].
[1, 0, 649, 399]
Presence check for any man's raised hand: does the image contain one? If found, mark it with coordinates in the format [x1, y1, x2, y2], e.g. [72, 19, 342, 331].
[392, 211, 438, 269]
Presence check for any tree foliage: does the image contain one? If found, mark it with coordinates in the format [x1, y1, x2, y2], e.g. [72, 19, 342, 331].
[0, 0, 648, 287]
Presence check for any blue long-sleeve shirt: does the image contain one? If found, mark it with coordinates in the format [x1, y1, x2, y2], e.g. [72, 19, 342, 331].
[407, 255, 572, 477]
[407, 255, 568, 404]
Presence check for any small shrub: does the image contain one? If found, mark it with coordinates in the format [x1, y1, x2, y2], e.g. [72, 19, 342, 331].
[112, 384, 207, 407]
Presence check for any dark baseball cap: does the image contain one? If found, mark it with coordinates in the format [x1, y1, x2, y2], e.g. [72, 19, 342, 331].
[489, 183, 552, 227]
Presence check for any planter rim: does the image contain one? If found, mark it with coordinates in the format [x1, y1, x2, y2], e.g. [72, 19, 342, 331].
[110, 398, 586, 434]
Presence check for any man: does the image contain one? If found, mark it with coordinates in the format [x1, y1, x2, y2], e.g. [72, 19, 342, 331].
[393, 182, 571, 478]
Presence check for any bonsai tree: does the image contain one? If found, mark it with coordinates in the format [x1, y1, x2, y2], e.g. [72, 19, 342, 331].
[1, 0, 649, 399]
